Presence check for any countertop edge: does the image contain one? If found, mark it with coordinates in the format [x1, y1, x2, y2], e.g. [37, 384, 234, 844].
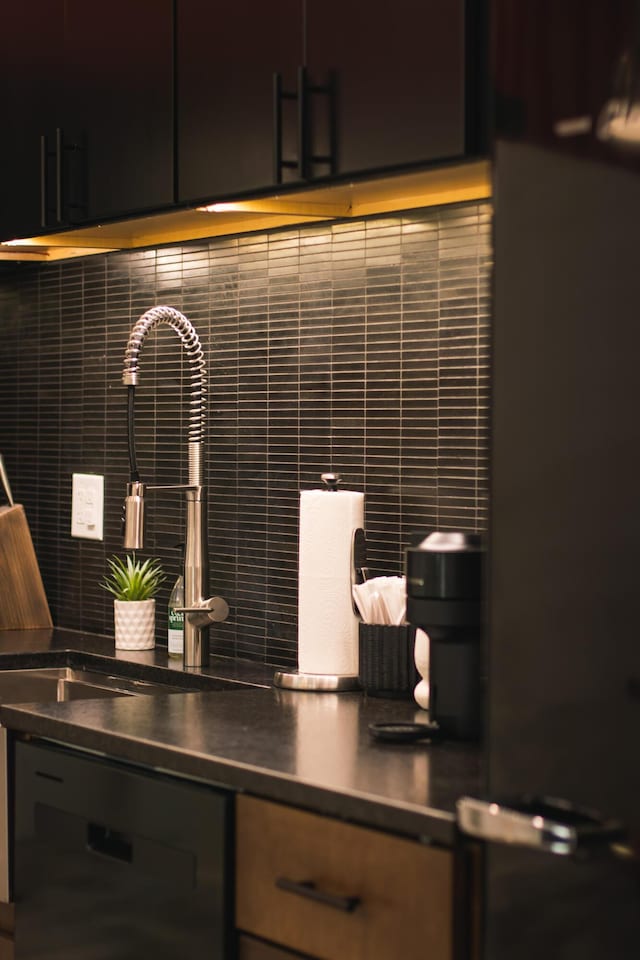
[0, 703, 458, 846]
[0, 632, 480, 848]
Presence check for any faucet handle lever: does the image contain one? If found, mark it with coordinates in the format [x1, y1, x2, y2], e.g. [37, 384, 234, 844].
[145, 483, 202, 493]
[175, 596, 229, 627]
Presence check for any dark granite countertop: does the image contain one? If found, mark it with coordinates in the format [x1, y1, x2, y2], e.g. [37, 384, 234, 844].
[0, 628, 482, 846]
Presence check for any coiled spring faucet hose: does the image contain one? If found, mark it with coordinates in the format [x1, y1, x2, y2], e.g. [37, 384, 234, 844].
[122, 305, 207, 486]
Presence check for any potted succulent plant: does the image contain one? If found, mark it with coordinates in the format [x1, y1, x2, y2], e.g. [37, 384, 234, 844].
[101, 554, 166, 650]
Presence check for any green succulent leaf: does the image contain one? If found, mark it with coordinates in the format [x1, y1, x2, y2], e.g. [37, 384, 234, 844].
[101, 553, 166, 601]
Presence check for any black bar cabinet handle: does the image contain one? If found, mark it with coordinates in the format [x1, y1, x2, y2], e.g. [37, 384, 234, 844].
[40, 134, 47, 228]
[275, 876, 361, 913]
[308, 71, 337, 175]
[273, 71, 304, 183]
[273, 72, 283, 184]
[297, 65, 307, 180]
[55, 127, 63, 224]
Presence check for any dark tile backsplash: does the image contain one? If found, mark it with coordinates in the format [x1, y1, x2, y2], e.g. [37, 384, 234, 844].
[0, 200, 491, 668]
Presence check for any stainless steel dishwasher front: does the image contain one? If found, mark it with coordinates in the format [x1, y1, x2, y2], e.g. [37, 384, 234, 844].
[13, 739, 233, 959]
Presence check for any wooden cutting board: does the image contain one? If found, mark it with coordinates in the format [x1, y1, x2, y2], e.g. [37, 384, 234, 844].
[0, 503, 52, 629]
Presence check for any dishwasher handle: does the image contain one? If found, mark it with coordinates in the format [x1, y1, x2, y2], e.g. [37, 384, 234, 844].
[87, 823, 133, 863]
[457, 795, 630, 858]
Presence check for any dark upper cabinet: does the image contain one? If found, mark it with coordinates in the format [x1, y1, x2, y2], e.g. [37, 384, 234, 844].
[176, 0, 304, 203]
[0, 1, 173, 240]
[0, 3, 65, 240]
[305, 0, 472, 180]
[2, 2, 485, 239]
[63, 0, 174, 223]
[177, 0, 484, 204]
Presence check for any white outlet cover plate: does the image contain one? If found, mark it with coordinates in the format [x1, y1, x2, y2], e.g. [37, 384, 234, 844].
[71, 473, 104, 540]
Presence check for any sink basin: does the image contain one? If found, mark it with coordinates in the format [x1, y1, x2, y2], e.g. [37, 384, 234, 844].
[0, 667, 186, 704]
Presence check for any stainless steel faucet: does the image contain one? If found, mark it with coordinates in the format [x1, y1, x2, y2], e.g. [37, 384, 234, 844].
[121, 305, 228, 667]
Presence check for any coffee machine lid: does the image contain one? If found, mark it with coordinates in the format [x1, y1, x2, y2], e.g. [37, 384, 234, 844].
[418, 531, 482, 553]
[406, 530, 483, 601]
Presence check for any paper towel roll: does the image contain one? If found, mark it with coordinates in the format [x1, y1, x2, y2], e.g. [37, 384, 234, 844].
[297, 488, 364, 675]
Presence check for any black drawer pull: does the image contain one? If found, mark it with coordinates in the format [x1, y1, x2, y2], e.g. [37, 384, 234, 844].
[275, 876, 361, 913]
[35, 770, 64, 783]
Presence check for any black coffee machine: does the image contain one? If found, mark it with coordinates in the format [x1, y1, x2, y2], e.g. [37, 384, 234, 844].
[405, 531, 484, 740]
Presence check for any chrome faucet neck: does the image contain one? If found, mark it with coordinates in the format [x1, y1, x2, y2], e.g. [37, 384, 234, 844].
[121, 306, 227, 668]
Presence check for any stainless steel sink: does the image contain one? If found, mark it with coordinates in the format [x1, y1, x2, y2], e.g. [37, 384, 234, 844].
[0, 667, 187, 704]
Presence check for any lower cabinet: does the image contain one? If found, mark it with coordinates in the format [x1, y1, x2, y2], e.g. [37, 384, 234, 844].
[236, 794, 455, 960]
[13, 740, 233, 959]
[9, 738, 469, 960]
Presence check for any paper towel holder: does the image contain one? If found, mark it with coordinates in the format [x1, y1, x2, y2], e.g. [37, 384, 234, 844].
[320, 471, 341, 491]
[273, 524, 364, 691]
[273, 671, 361, 691]
[273, 473, 362, 692]
[273, 526, 364, 690]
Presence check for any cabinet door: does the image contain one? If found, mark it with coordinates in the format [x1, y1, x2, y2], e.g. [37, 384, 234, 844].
[63, 0, 174, 222]
[177, 0, 303, 203]
[305, 0, 468, 178]
[0, 0, 173, 238]
[0, 1, 65, 240]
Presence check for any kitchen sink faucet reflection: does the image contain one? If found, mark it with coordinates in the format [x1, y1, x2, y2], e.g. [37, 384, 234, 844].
[122, 306, 229, 668]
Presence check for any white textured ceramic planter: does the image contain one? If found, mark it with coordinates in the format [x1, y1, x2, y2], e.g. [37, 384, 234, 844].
[114, 599, 156, 650]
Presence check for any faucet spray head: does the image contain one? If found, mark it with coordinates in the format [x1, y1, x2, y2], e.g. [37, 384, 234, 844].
[123, 481, 145, 550]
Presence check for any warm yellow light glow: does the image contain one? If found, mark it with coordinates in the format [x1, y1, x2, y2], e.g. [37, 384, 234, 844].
[196, 198, 350, 217]
[0, 161, 492, 262]
[196, 202, 245, 213]
[1, 238, 37, 247]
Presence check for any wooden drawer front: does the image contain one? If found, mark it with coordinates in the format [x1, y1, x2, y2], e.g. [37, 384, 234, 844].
[236, 795, 453, 960]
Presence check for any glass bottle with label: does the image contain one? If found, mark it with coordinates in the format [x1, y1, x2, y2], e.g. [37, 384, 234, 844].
[167, 569, 185, 658]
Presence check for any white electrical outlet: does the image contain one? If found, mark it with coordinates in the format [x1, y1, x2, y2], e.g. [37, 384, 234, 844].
[71, 473, 104, 540]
